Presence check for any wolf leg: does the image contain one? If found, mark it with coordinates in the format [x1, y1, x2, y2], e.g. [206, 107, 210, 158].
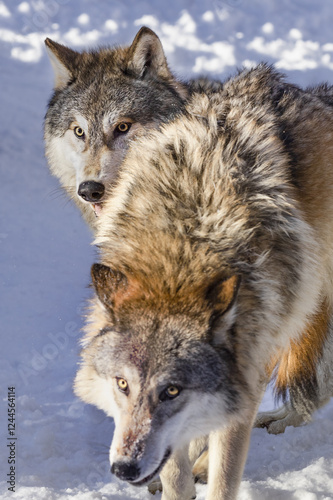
[148, 478, 163, 495]
[192, 449, 208, 484]
[160, 445, 196, 500]
[255, 393, 332, 434]
[255, 402, 308, 434]
[205, 408, 259, 500]
[190, 436, 209, 484]
[148, 436, 207, 495]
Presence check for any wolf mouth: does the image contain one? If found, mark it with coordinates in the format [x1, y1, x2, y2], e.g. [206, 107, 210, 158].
[92, 203, 103, 217]
[130, 447, 171, 487]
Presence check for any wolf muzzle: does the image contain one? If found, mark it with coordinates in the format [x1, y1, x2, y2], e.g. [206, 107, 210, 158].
[111, 447, 172, 486]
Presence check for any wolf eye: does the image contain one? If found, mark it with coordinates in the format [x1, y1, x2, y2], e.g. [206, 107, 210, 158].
[159, 385, 181, 402]
[74, 126, 85, 139]
[116, 122, 131, 133]
[166, 386, 179, 397]
[116, 377, 128, 393]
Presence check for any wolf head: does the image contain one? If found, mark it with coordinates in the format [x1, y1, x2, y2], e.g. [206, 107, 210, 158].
[75, 263, 244, 485]
[44, 27, 188, 229]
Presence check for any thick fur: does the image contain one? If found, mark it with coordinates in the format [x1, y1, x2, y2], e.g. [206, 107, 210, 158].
[44, 28, 223, 231]
[74, 65, 333, 499]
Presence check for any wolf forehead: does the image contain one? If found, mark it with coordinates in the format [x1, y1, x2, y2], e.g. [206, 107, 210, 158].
[47, 68, 164, 125]
[45, 44, 184, 136]
[88, 325, 227, 390]
[84, 268, 240, 392]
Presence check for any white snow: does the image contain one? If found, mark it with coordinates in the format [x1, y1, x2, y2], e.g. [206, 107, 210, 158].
[202, 11, 215, 23]
[17, 2, 30, 15]
[0, 1, 10, 17]
[104, 19, 118, 34]
[77, 14, 89, 26]
[63, 27, 102, 46]
[261, 23, 274, 35]
[0, 0, 333, 499]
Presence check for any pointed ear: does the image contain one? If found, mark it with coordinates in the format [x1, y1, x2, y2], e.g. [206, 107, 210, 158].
[91, 263, 128, 310]
[206, 275, 240, 316]
[126, 27, 172, 80]
[45, 38, 79, 89]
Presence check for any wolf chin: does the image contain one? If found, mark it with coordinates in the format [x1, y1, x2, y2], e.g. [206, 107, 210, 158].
[74, 65, 333, 499]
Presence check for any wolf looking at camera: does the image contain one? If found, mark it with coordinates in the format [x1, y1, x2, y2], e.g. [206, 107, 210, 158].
[44, 27, 223, 231]
[74, 65, 333, 499]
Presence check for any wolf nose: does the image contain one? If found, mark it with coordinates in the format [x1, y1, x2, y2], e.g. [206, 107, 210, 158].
[78, 181, 105, 203]
[111, 461, 141, 482]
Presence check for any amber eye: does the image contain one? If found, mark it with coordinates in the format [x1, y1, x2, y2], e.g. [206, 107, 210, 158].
[160, 385, 181, 402]
[166, 386, 179, 398]
[74, 126, 85, 138]
[116, 378, 128, 393]
[116, 122, 130, 133]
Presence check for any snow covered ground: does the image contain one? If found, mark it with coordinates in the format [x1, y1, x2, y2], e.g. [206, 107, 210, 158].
[1, 0, 333, 498]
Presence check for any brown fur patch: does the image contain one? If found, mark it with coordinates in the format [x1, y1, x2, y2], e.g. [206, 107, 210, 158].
[92, 262, 240, 327]
[273, 298, 330, 397]
[216, 275, 240, 315]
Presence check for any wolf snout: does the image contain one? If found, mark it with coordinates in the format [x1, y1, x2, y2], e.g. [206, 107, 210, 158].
[111, 460, 141, 482]
[78, 181, 105, 203]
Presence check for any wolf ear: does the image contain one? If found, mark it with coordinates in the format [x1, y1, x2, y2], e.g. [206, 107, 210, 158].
[91, 263, 128, 310]
[45, 38, 79, 89]
[126, 27, 172, 80]
[206, 275, 240, 316]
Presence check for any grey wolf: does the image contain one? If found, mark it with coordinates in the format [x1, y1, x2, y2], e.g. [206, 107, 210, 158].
[44, 28, 220, 231]
[74, 65, 333, 499]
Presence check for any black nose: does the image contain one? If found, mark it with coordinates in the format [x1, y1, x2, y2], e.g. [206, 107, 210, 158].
[78, 181, 105, 203]
[111, 461, 141, 482]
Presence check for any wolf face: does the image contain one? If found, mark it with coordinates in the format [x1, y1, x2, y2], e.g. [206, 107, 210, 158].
[86, 331, 228, 486]
[75, 264, 243, 486]
[44, 27, 188, 229]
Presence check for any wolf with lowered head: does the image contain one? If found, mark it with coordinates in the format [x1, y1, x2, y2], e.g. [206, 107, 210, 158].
[74, 65, 333, 499]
